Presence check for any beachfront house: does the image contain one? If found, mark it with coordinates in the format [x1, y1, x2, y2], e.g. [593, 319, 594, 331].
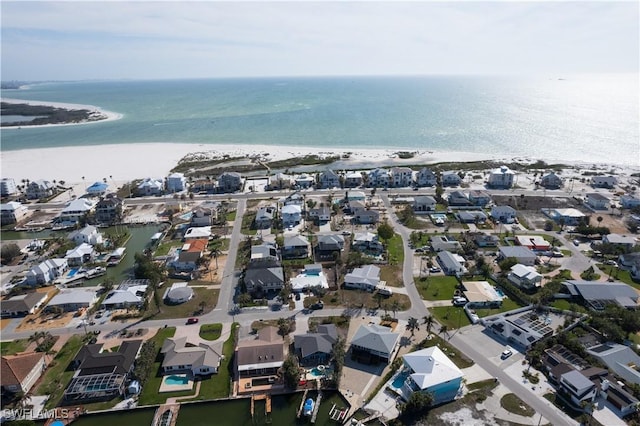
[416, 168, 437, 187]
[137, 178, 164, 196]
[294, 324, 338, 366]
[490, 205, 517, 223]
[413, 196, 437, 212]
[95, 194, 123, 224]
[344, 265, 381, 292]
[395, 347, 464, 405]
[268, 173, 293, 190]
[391, 167, 413, 188]
[350, 324, 401, 365]
[0, 178, 18, 196]
[161, 337, 222, 376]
[0, 201, 31, 224]
[540, 172, 563, 189]
[191, 179, 216, 193]
[217, 172, 242, 193]
[295, 174, 315, 189]
[318, 170, 340, 189]
[1, 352, 47, 395]
[283, 235, 310, 259]
[487, 165, 515, 188]
[166, 172, 186, 192]
[441, 172, 461, 187]
[591, 176, 617, 188]
[368, 168, 390, 188]
[344, 171, 363, 188]
[86, 181, 109, 197]
[585, 193, 610, 210]
[1, 292, 48, 317]
[25, 259, 69, 286]
[436, 251, 467, 276]
[59, 198, 97, 223]
[508, 264, 543, 290]
[26, 180, 55, 200]
[65, 243, 95, 266]
[69, 225, 103, 246]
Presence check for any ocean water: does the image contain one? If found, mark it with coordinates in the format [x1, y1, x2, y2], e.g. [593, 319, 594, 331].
[1, 75, 637, 165]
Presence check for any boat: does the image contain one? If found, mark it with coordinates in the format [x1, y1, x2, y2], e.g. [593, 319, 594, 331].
[303, 398, 314, 417]
[86, 266, 107, 278]
[107, 247, 126, 266]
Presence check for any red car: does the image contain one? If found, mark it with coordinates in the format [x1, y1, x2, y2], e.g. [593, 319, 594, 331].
[186, 317, 199, 324]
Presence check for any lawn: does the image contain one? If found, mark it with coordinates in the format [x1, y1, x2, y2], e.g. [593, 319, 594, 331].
[385, 234, 404, 265]
[473, 298, 523, 318]
[600, 266, 640, 291]
[416, 275, 458, 301]
[154, 240, 182, 256]
[241, 211, 257, 235]
[380, 264, 403, 287]
[430, 306, 472, 330]
[500, 393, 535, 417]
[36, 335, 84, 409]
[199, 323, 223, 341]
[307, 290, 411, 313]
[151, 288, 219, 320]
[414, 334, 474, 369]
[1, 338, 28, 355]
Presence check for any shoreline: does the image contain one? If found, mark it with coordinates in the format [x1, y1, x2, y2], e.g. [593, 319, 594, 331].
[0, 97, 123, 128]
[1, 142, 637, 188]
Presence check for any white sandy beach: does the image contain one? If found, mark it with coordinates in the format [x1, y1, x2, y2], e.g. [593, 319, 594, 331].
[1, 97, 123, 127]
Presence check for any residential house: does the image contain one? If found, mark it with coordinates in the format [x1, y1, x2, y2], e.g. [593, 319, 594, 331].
[601, 379, 640, 417]
[488, 165, 515, 188]
[473, 233, 499, 247]
[395, 347, 464, 404]
[516, 235, 550, 251]
[217, 172, 242, 193]
[508, 264, 543, 290]
[602, 234, 636, 251]
[191, 179, 216, 193]
[545, 208, 586, 226]
[351, 232, 384, 255]
[45, 288, 98, 312]
[64, 340, 142, 402]
[416, 168, 437, 187]
[436, 251, 467, 276]
[462, 281, 503, 308]
[290, 264, 329, 292]
[344, 200, 366, 215]
[368, 168, 390, 188]
[69, 225, 103, 246]
[25, 259, 68, 286]
[244, 261, 284, 294]
[1, 292, 48, 317]
[282, 192, 304, 206]
[540, 172, 563, 189]
[281, 204, 302, 226]
[491, 205, 517, 223]
[457, 211, 487, 224]
[319, 170, 340, 189]
[161, 337, 221, 376]
[586, 342, 640, 386]
[169, 239, 207, 272]
[295, 174, 315, 189]
[344, 265, 382, 292]
[498, 246, 537, 266]
[1, 352, 46, 394]
[236, 326, 284, 378]
[391, 167, 413, 188]
[0, 201, 30, 224]
[255, 205, 276, 229]
[294, 324, 338, 366]
[562, 280, 639, 310]
[59, 198, 97, 223]
[350, 324, 401, 365]
[618, 252, 640, 280]
[620, 195, 640, 209]
[95, 194, 123, 224]
[441, 172, 461, 187]
[317, 234, 345, 256]
[101, 279, 150, 310]
[166, 172, 186, 192]
[344, 171, 363, 188]
[282, 235, 310, 259]
[591, 176, 617, 188]
[354, 208, 379, 225]
[413, 196, 437, 212]
[430, 235, 462, 252]
[251, 243, 279, 262]
[184, 226, 211, 240]
[559, 370, 597, 408]
[268, 173, 293, 190]
[0, 178, 17, 196]
[26, 180, 55, 200]
[585, 193, 610, 210]
[309, 206, 331, 223]
[164, 282, 194, 304]
[484, 308, 554, 348]
[137, 177, 164, 196]
[447, 191, 471, 207]
[191, 203, 218, 227]
[345, 191, 366, 202]
[86, 181, 108, 197]
[463, 191, 489, 208]
[65, 243, 95, 266]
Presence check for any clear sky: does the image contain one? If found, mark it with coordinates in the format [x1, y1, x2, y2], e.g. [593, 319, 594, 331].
[1, 1, 638, 81]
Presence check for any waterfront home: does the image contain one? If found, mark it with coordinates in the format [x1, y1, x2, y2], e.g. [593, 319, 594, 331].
[413, 196, 437, 212]
[602, 233, 637, 251]
[352, 232, 384, 255]
[1, 292, 48, 317]
[447, 191, 471, 206]
[65, 243, 95, 266]
[166, 172, 186, 192]
[137, 177, 164, 196]
[515, 235, 550, 251]
[416, 168, 437, 187]
[1, 352, 46, 395]
[436, 251, 467, 276]
[461, 281, 502, 308]
[498, 246, 537, 266]
[236, 326, 284, 378]
[191, 203, 218, 227]
[294, 324, 338, 366]
[281, 204, 302, 227]
[586, 342, 640, 386]
[490, 205, 517, 223]
[391, 167, 413, 188]
[295, 174, 315, 189]
[0, 201, 30, 224]
[467, 190, 492, 207]
[344, 171, 363, 188]
[540, 172, 563, 189]
[64, 340, 142, 403]
[191, 179, 216, 193]
[487, 165, 515, 188]
[585, 193, 610, 210]
[591, 176, 617, 188]
[26, 180, 55, 200]
[282, 235, 310, 259]
[255, 205, 276, 229]
[317, 234, 345, 255]
[161, 337, 222, 375]
[457, 210, 487, 224]
[290, 264, 328, 292]
[95, 194, 123, 224]
[395, 347, 464, 404]
[184, 226, 212, 240]
[59, 198, 97, 223]
[309, 206, 331, 223]
[102, 279, 150, 310]
[559, 370, 598, 408]
[86, 181, 109, 197]
[350, 324, 401, 365]
[268, 173, 293, 190]
[441, 172, 461, 187]
[368, 168, 390, 188]
[25, 258, 69, 286]
[620, 195, 640, 209]
[69, 225, 103, 246]
[319, 170, 340, 189]
[430, 235, 462, 252]
[0, 177, 17, 196]
[562, 280, 639, 310]
[344, 265, 381, 292]
[508, 264, 543, 290]
[217, 172, 243, 193]
[45, 288, 98, 312]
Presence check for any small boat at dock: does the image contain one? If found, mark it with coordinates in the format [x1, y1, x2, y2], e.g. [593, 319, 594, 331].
[303, 398, 314, 417]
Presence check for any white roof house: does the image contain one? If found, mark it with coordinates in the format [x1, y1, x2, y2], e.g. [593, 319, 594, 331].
[102, 280, 149, 309]
[163, 282, 194, 304]
[291, 264, 328, 292]
[184, 226, 212, 240]
[281, 204, 302, 225]
[508, 264, 543, 290]
[398, 347, 464, 404]
[69, 225, 103, 246]
[46, 288, 98, 312]
[344, 265, 381, 291]
[488, 165, 515, 188]
[137, 178, 164, 195]
[603, 234, 637, 248]
[60, 198, 97, 221]
[462, 281, 503, 307]
[65, 243, 95, 265]
[25, 259, 68, 286]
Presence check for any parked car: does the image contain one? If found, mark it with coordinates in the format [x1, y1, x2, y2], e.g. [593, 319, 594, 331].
[501, 347, 513, 359]
[186, 317, 199, 325]
[429, 267, 441, 273]
[310, 301, 324, 310]
[295, 293, 301, 301]
[453, 297, 467, 307]
[573, 239, 580, 246]
[604, 260, 618, 267]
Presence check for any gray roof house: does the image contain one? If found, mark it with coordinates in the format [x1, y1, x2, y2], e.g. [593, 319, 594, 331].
[1, 292, 48, 317]
[161, 336, 222, 376]
[282, 235, 310, 259]
[430, 235, 462, 252]
[344, 265, 381, 291]
[350, 324, 401, 364]
[413, 196, 437, 212]
[540, 172, 563, 189]
[457, 210, 488, 223]
[255, 206, 276, 229]
[467, 190, 492, 206]
[309, 206, 331, 223]
[563, 280, 639, 310]
[236, 326, 284, 378]
[244, 264, 284, 294]
[587, 342, 640, 386]
[442, 172, 461, 186]
[45, 288, 98, 312]
[294, 324, 338, 366]
[319, 170, 340, 189]
[447, 191, 471, 206]
[416, 168, 437, 187]
[585, 193, 610, 210]
[591, 176, 617, 188]
[317, 234, 345, 253]
[217, 172, 242, 193]
[353, 207, 380, 224]
[436, 251, 467, 276]
[498, 246, 537, 266]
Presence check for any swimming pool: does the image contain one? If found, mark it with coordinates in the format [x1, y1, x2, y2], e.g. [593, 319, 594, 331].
[164, 374, 190, 385]
[495, 289, 505, 298]
[68, 268, 79, 277]
[391, 370, 410, 389]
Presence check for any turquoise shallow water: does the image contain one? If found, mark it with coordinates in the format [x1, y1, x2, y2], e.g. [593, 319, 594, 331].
[1, 74, 637, 165]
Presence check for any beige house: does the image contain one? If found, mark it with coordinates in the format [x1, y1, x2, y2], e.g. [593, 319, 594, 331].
[1, 352, 47, 394]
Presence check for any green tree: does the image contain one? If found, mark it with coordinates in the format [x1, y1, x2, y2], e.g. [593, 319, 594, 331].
[400, 390, 433, 415]
[282, 354, 300, 389]
[1, 243, 22, 264]
[422, 315, 434, 335]
[277, 317, 291, 337]
[391, 300, 401, 318]
[377, 221, 394, 241]
[438, 324, 449, 339]
[406, 317, 419, 337]
[498, 256, 518, 272]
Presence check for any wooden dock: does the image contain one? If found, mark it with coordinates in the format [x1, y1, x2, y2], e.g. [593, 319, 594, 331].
[310, 390, 323, 424]
[151, 403, 180, 426]
[296, 388, 310, 418]
[250, 393, 272, 418]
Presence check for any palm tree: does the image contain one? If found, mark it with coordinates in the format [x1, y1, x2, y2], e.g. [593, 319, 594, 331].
[29, 331, 46, 350]
[406, 317, 419, 337]
[422, 315, 434, 335]
[438, 324, 449, 339]
[391, 300, 400, 318]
